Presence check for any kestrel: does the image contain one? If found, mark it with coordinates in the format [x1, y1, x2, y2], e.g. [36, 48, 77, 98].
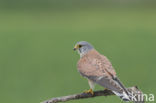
[73, 41, 130, 101]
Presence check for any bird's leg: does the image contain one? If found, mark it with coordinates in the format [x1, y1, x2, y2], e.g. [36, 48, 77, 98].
[84, 79, 95, 95]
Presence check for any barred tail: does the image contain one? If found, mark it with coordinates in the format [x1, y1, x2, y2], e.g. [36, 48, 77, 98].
[112, 77, 130, 102]
[113, 91, 130, 102]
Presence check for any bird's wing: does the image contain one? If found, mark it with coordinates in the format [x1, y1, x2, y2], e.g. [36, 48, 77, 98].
[77, 50, 123, 93]
[99, 54, 117, 77]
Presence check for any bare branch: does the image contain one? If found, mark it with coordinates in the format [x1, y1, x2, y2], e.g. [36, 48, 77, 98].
[42, 86, 144, 103]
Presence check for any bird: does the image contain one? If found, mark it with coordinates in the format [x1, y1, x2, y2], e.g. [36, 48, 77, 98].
[73, 41, 130, 101]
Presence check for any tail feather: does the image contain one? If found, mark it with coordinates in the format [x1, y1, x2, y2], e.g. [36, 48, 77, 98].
[113, 77, 129, 96]
[113, 91, 130, 102]
[112, 77, 130, 101]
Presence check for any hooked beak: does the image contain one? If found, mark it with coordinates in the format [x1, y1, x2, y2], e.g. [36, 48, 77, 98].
[73, 45, 79, 51]
[73, 48, 77, 51]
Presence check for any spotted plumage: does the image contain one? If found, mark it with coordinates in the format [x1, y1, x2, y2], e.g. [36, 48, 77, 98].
[77, 49, 123, 93]
[74, 41, 130, 101]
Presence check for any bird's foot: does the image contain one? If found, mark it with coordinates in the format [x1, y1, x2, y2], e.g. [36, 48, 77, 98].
[104, 88, 108, 90]
[84, 89, 94, 95]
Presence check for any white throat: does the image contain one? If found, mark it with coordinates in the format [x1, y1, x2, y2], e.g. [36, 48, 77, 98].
[78, 49, 92, 58]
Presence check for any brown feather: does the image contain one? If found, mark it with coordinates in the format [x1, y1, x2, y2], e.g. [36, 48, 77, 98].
[77, 49, 123, 93]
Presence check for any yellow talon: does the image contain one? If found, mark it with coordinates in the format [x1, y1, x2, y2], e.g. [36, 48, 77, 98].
[84, 89, 94, 95]
[104, 88, 108, 90]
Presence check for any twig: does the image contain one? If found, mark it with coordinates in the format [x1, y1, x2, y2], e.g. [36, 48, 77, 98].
[42, 86, 144, 103]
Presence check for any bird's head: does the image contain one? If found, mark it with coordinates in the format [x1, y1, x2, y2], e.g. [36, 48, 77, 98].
[73, 41, 94, 57]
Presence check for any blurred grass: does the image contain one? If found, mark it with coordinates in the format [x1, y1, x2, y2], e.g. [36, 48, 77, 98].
[0, 5, 156, 103]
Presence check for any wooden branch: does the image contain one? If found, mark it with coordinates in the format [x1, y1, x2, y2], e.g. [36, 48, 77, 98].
[42, 86, 144, 103]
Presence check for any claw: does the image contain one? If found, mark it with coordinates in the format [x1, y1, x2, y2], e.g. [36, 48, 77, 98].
[104, 88, 108, 90]
[84, 89, 94, 95]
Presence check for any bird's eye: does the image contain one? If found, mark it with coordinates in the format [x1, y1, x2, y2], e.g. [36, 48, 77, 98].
[79, 45, 82, 48]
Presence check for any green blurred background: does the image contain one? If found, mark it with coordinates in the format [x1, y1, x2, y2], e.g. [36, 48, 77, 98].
[0, 0, 156, 103]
